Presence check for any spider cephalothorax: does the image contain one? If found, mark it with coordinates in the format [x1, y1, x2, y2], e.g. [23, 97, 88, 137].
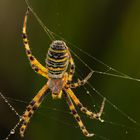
[48, 73, 68, 99]
[20, 8, 105, 138]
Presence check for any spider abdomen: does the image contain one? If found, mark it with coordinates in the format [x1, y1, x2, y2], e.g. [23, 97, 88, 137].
[46, 40, 69, 78]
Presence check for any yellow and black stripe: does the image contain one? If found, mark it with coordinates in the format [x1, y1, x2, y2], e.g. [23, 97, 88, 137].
[22, 8, 48, 78]
[65, 88, 105, 120]
[67, 56, 75, 82]
[64, 91, 94, 137]
[46, 40, 69, 78]
[20, 83, 50, 137]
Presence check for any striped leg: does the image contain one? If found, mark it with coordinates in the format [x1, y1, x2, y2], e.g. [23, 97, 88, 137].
[64, 91, 94, 137]
[67, 54, 75, 82]
[22, 9, 48, 78]
[68, 71, 93, 88]
[65, 88, 105, 121]
[20, 83, 50, 137]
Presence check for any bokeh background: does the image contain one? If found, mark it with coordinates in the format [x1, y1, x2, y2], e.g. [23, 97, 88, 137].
[0, 0, 140, 140]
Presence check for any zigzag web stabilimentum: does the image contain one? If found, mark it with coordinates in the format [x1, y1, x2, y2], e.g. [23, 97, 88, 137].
[0, 0, 140, 139]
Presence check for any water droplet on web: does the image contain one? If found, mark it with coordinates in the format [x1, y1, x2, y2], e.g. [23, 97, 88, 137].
[86, 91, 90, 94]
[10, 129, 15, 134]
[125, 130, 128, 134]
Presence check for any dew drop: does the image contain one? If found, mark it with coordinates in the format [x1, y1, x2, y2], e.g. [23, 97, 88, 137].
[10, 129, 15, 134]
[125, 130, 128, 134]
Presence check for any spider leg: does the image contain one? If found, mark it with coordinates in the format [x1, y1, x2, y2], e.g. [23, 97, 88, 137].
[20, 83, 50, 137]
[22, 8, 48, 78]
[68, 71, 93, 88]
[65, 88, 105, 121]
[64, 90, 94, 137]
[67, 54, 75, 82]
[67, 51, 93, 88]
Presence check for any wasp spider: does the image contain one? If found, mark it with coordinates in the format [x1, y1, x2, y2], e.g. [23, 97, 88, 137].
[20, 8, 106, 137]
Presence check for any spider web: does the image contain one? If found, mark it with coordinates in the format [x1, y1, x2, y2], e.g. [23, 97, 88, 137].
[0, 0, 140, 140]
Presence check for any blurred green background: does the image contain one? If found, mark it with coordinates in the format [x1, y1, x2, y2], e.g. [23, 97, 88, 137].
[0, 0, 140, 140]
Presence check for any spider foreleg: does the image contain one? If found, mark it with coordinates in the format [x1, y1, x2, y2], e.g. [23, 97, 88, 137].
[67, 56, 75, 82]
[64, 91, 94, 137]
[65, 88, 105, 121]
[20, 83, 50, 137]
[22, 9, 48, 78]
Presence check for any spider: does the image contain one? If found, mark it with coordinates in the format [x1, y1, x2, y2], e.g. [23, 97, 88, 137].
[20, 8, 106, 138]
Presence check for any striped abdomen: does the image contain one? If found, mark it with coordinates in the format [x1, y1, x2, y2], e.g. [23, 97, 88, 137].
[46, 40, 69, 78]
